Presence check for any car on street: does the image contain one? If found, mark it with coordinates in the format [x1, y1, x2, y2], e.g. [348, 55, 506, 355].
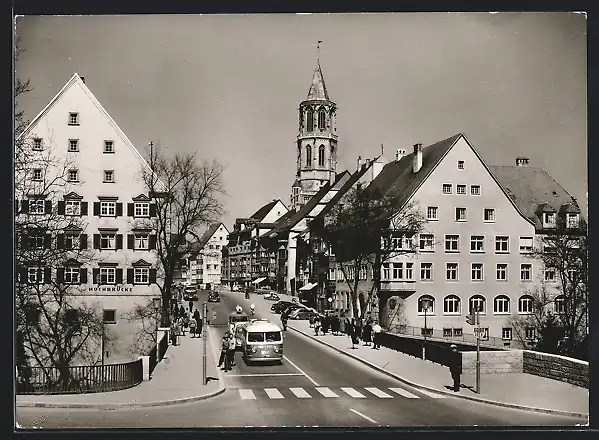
[280, 303, 305, 315]
[208, 292, 220, 302]
[288, 307, 317, 320]
[183, 286, 198, 301]
[270, 301, 296, 314]
[264, 292, 280, 301]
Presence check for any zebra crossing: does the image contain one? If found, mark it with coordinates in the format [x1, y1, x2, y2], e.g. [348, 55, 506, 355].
[236, 386, 446, 401]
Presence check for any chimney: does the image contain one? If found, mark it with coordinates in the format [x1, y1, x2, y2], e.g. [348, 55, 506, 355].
[395, 149, 406, 161]
[516, 156, 529, 167]
[412, 143, 423, 173]
[357, 156, 362, 171]
[80, 76, 85, 84]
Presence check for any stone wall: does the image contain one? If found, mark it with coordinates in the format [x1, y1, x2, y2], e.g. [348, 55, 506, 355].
[461, 349, 523, 374]
[523, 350, 589, 389]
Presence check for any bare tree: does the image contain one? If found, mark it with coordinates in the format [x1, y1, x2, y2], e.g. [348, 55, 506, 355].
[510, 219, 588, 358]
[121, 298, 161, 356]
[141, 148, 226, 326]
[318, 185, 426, 320]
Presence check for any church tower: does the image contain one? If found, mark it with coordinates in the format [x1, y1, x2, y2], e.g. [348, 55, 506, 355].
[290, 55, 338, 211]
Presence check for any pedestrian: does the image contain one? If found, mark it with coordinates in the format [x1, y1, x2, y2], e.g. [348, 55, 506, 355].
[338, 310, 345, 336]
[189, 300, 194, 312]
[193, 309, 202, 337]
[362, 320, 372, 346]
[211, 308, 217, 326]
[449, 344, 462, 392]
[170, 320, 178, 346]
[372, 320, 382, 349]
[309, 313, 315, 328]
[313, 315, 322, 335]
[323, 312, 330, 334]
[225, 332, 236, 372]
[218, 333, 229, 368]
[178, 305, 185, 321]
[189, 314, 197, 337]
[350, 318, 360, 349]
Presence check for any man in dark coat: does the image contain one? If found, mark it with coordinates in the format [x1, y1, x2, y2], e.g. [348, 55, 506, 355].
[449, 344, 462, 392]
[193, 309, 201, 337]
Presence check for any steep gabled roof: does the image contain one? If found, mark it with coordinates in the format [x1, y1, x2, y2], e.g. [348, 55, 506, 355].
[489, 165, 581, 229]
[367, 134, 462, 208]
[194, 222, 224, 251]
[18, 73, 166, 192]
[250, 199, 283, 222]
[316, 160, 377, 220]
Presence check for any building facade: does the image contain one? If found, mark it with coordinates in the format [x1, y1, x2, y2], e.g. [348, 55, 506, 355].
[183, 223, 229, 287]
[16, 73, 162, 364]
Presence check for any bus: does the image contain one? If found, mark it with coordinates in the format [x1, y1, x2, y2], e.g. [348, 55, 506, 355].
[237, 319, 283, 363]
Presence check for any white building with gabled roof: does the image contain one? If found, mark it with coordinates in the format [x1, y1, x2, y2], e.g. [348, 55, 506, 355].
[16, 73, 165, 363]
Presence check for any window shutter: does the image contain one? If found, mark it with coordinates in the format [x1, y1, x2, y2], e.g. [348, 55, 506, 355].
[149, 268, 157, 284]
[57, 234, 65, 249]
[58, 201, 65, 215]
[15, 199, 19, 215]
[93, 202, 100, 216]
[56, 268, 65, 284]
[79, 234, 87, 249]
[44, 234, 52, 249]
[116, 203, 123, 217]
[127, 268, 134, 284]
[80, 268, 88, 284]
[18, 267, 27, 284]
[127, 234, 134, 249]
[81, 201, 88, 216]
[45, 200, 52, 214]
[20, 233, 29, 250]
[116, 268, 123, 284]
[149, 234, 157, 249]
[149, 204, 157, 217]
[44, 267, 51, 283]
[93, 268, 100, 284]
[127, 203, 134, 217]
[116, 234, 123, 250]
[21, 200, 29, 214]
[93, 234, 101, 249]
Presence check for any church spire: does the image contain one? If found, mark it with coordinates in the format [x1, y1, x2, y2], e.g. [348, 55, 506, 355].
[307, 41, 330, 101]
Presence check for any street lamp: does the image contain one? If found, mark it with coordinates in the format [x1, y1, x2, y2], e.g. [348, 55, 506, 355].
[422, 298, 431, 360]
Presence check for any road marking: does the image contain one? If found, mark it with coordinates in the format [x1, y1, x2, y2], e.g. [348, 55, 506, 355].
[283, 355, 320, 386]
[239, 389, 256, 400]
[364, 387, 393, 398]
[226, 373, 304, 377]
[416, 389, 446, 399]
[264, 388, 285, 399]
[289, 387, 312, 398]
[389, 387, 420, 399]
[340, 387, 366, 398]
[350, 408, 378, 425]
[315, 387, 339, 398]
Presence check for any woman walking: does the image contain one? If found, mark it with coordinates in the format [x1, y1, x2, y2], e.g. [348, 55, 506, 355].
[193, 309, 201, 337]
[362, 320, 372, 346]
[338, 310, 345, 336]
[350, 318, 360, 349]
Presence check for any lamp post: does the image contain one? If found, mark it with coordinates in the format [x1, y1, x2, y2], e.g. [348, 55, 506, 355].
[202, 301, 208, 385]
[422, 299, 431, 360]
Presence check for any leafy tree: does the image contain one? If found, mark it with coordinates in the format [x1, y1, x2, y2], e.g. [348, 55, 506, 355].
[318, 184, 426, 320]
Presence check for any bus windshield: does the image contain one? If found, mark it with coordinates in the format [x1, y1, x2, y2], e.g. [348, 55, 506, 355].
[247, 331, 282, 343]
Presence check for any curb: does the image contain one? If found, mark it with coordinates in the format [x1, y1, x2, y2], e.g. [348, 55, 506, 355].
[16, 328, 226, 410]
[289, 325, 589, 419]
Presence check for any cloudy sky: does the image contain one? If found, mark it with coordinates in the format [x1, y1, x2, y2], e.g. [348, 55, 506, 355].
[15, 13, 587, 229]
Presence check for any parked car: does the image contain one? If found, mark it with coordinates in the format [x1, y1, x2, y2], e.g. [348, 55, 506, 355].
[288, 308, 316, 320]
[280, 303, 305, 315]
[208, 292, 220, 302]
[270, 301, 295, 314]
[264, 292, 280, 301]
[183, 286, 198, 301]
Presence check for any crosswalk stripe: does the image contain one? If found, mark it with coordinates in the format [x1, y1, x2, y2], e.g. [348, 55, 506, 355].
[388, 387, 420, 399]
[289, 387, 312, 398]
[316, 387, 339, 398]
[264, 388, 284, 399]
[239, 389, 256, 400]
[340, 387, 366, 398]
[416, 389, 446, 399]
[364, 387, 393, 398]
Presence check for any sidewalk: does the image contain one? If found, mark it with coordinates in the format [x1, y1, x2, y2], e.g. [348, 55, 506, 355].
[16, 328, 225, 409]
[236, 289, 589, 418]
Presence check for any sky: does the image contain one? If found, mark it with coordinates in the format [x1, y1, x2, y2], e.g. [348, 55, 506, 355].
[15, 13, 587, 230]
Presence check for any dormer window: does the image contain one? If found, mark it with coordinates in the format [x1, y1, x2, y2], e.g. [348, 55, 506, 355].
[566, 213, 579, 228]
[543, 212, 556, 228]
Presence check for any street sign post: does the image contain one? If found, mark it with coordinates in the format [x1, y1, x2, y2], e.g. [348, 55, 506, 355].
[202, 302, 208, 385]
[475, 308, 480, 394]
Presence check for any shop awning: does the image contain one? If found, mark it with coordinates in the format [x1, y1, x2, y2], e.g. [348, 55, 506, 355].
[299, 282, 317, 291]
[252, 277, 266, 285]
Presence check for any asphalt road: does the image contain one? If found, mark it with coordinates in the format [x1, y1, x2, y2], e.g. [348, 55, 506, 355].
[15, 288, 587, 429]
